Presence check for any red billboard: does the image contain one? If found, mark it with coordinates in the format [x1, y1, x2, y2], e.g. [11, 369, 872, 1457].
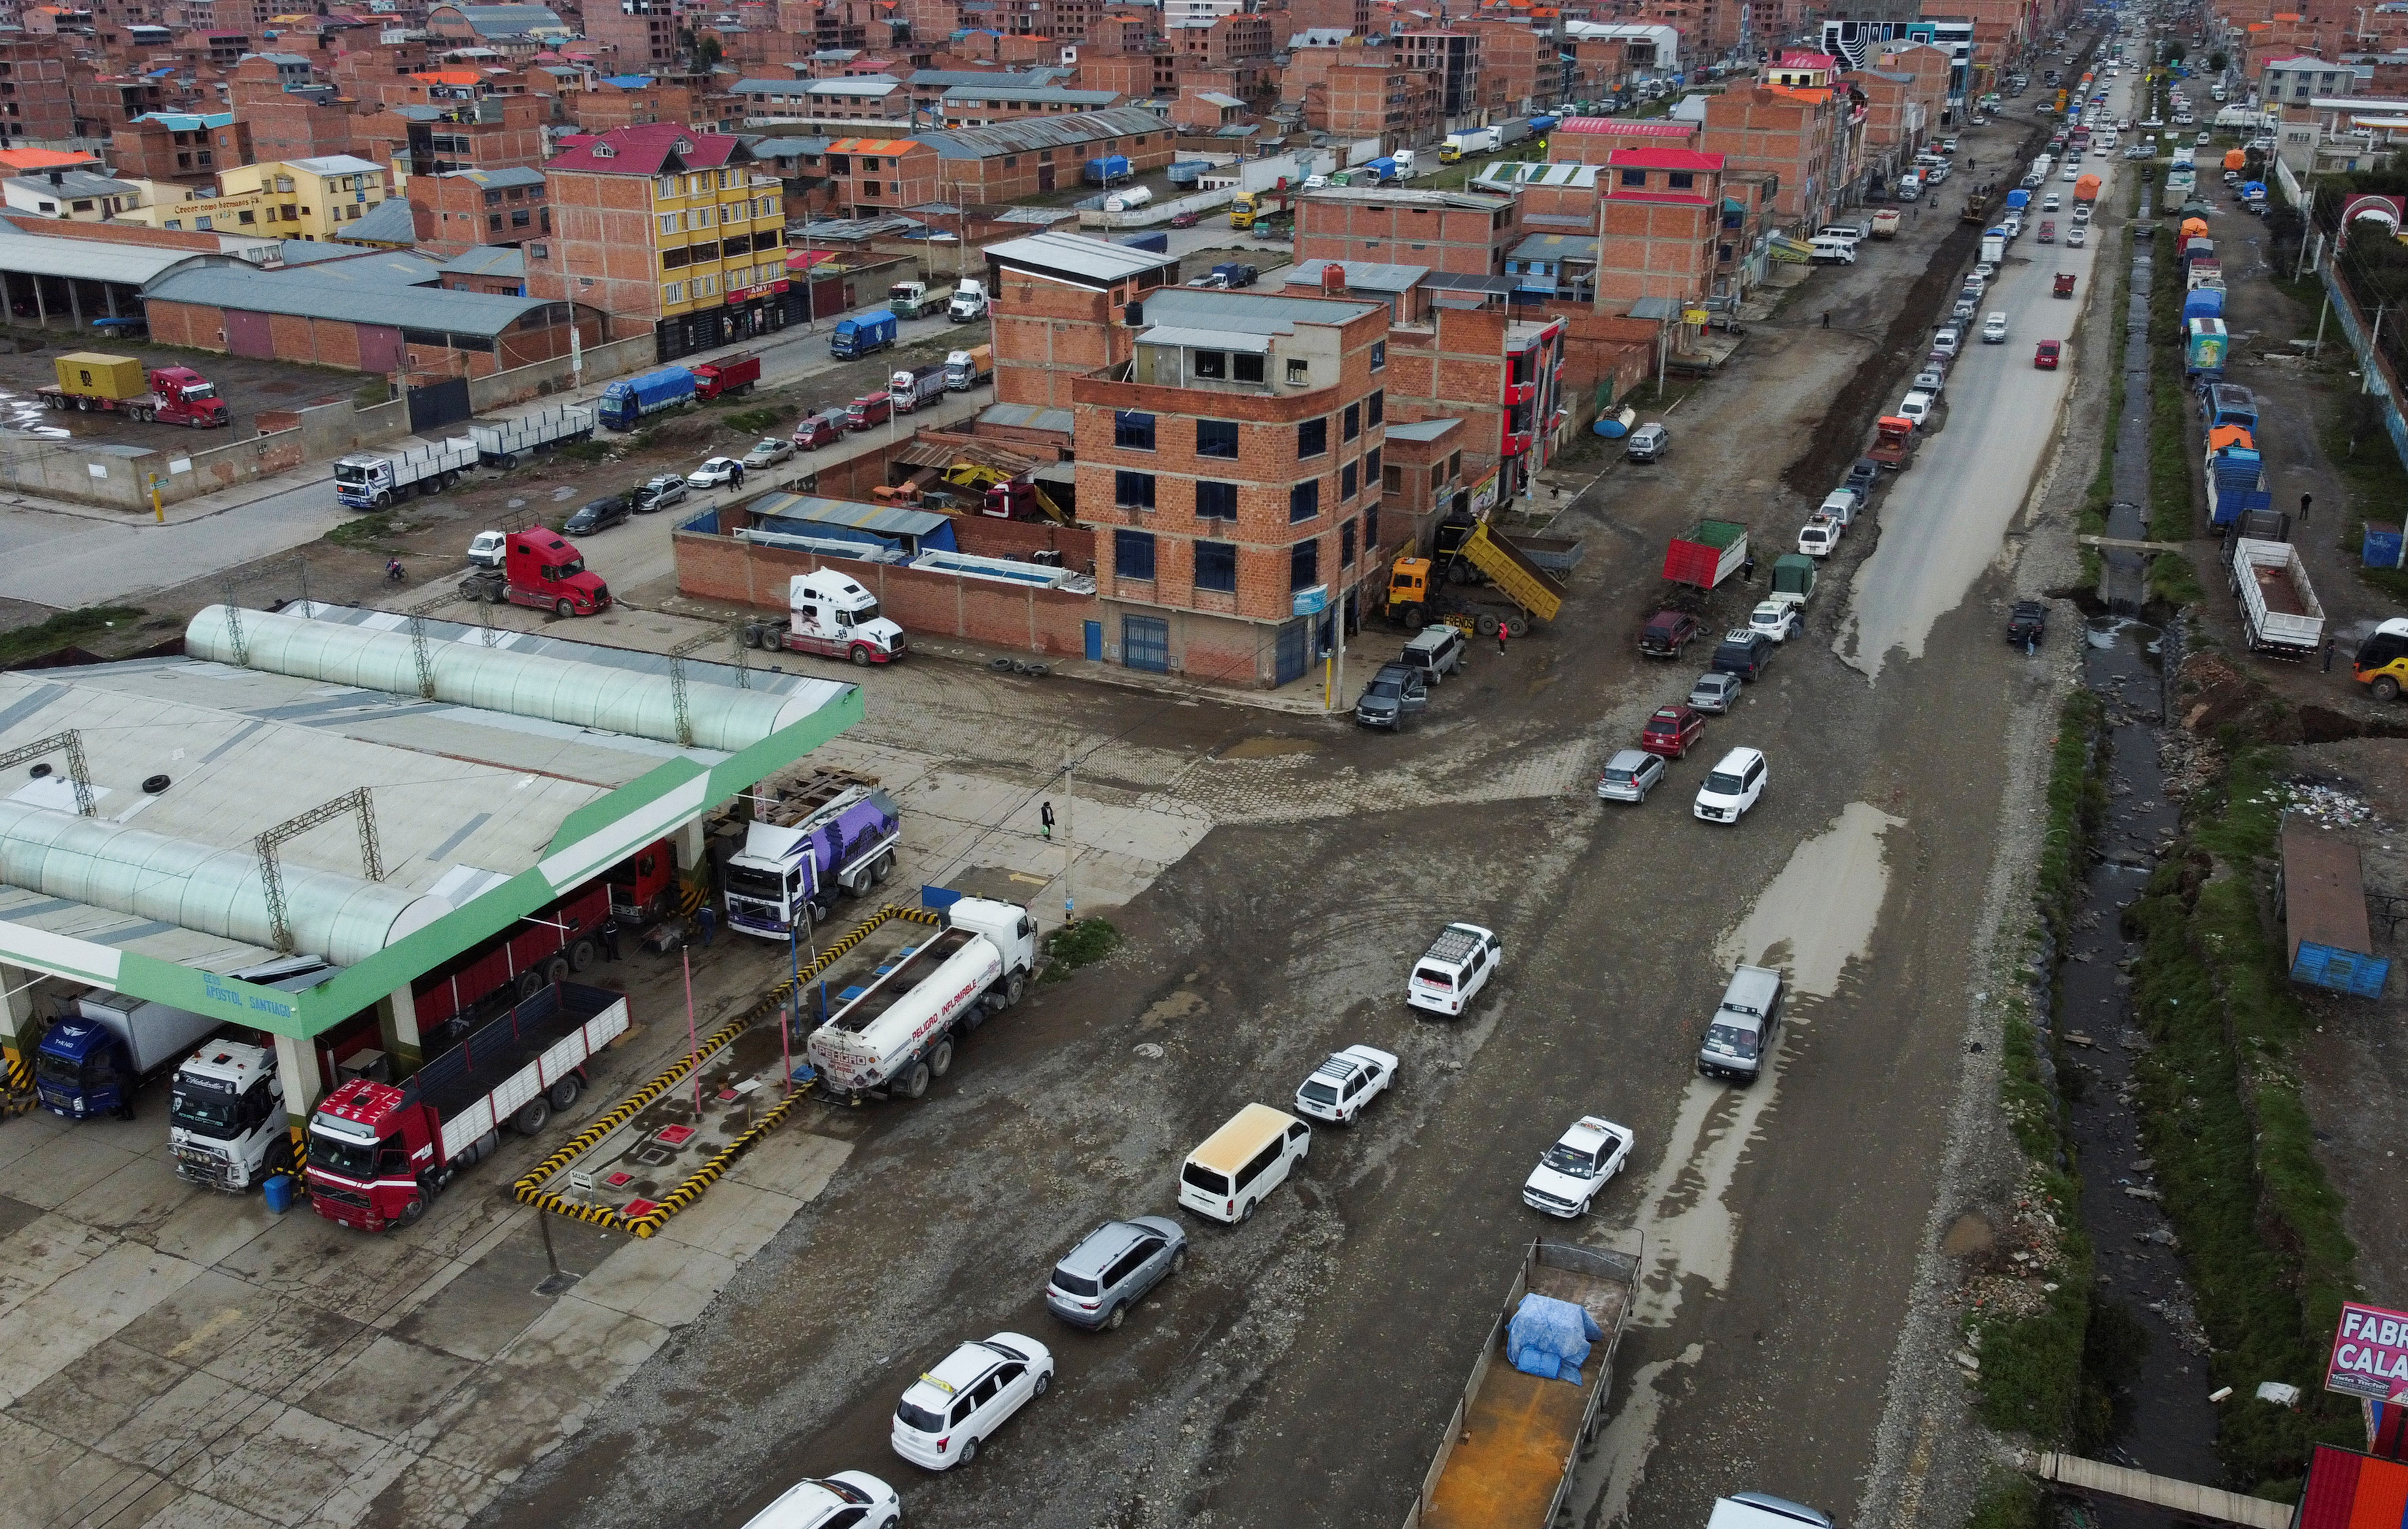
[2302, 1444, 2408, 1529]
[2329, 1302, 2408, 1401]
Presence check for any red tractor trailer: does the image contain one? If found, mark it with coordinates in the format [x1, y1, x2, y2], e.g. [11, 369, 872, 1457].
[408, 843, 672, 1036]
[306, 982, 629, 1231]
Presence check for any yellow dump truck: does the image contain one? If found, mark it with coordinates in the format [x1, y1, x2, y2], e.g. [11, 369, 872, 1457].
[1386, 519, 1570, 636]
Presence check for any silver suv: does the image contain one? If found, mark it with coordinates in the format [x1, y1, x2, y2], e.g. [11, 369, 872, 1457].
[1045, 1216, 1186, 1331]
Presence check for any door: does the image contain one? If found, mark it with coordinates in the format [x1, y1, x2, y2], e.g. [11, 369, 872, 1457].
[1083, 620, 1103, 661]
[1038, 163, 1057, 192]
[224, 308, 273, 358]
[1273, 618, 1311, 686]
[356, 323, 402, 374]
[407, 376, 471, 434]
[1122, 615, 1168, 673]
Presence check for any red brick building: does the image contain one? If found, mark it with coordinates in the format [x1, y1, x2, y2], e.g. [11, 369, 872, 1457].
[1595, 145, 1722, 315]
[1699, 83, 1844, 228]
[1295, 186, 1521, 277]
[407, 164, 549, 256]
[108, 111, 249, 183]
[982, 228, 1178, 409]
[1315, 62, 1441, 145]
[822, 135, 938, 217]
[0, 39, 75, 145]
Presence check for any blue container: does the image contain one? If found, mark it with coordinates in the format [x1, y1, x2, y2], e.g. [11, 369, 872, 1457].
[2293, 943, 2391, 997]
[2365, 523, 2404, 569]
[262, 1174, 296, 1214]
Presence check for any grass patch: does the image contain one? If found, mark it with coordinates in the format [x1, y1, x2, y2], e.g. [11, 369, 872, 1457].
[724, 407, 783, 435]
[2036, 689, 2110, 936]
[556, 438, 614, 464]
[0, 604, 144, 667]
[1964, 1470, 2044, 1529]
[325, 512, 399, 549]
[1040, 917, 1122, 983]
[2123, 745, 2364, 1494]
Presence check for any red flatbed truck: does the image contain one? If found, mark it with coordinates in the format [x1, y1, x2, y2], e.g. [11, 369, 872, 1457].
[306, 982, 629, 1232]
[690, 351, 760, 401]
[1866, 415, 1917, 470]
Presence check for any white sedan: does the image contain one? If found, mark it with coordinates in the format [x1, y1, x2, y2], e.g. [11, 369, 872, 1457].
[892, 1333, 1055, 1470]
[1521, 1116, 1634, 1217]
[1294, 1045, 1398, 1125]
[687, 455, 746, 489]
[738, 1473, 901, 1529]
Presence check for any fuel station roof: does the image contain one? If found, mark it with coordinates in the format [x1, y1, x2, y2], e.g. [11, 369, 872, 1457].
[0, 604, 860, 1037]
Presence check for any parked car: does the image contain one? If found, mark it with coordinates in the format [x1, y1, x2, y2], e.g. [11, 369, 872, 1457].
[2007, 600, 2049, 647]
[793, 412, 846, 450]
[1688, 671, 1742, 714]
[2042, 192, 2062, 211]
[2034, 340, 2063, 369]
[1931, 326, 1962, 357]
[1640, 703, 1705, 758]
[1749, 601, 1803, 643]
[467, 530, 506, 569]
[737, 1473, 901, 1529]
[1625, 422, 1670, 461]
[1640, 608, 1704, 658]
[1712, 629, 1775, 682]
[1353, 661, 1428, 729]
[1408, 921, 1502, 1017]
[890, 1335, 1055, 1469]
[633, 474, 688, 512]
[1898, 390, 1936, 428]
[1169, 209, 1200, 228]
[1521, 1114, 1634, 1217]
[688, 455, 745, 489]
[2068, 224, 2089, 247]
[1292, 1045, 1398, 1125]
[2071, 203, 2093, 224]
[1046, 1216, 1186, 1330]
[1694, 745, 1769, 824]
[741, 437, 795, 470]
[1843, 458, 1881, 497]
[1595, 743, 1664, 805]
[1952, 297, 1979, 323]
[564, 494, 631, 536]
[1912, 366, 1947, 397]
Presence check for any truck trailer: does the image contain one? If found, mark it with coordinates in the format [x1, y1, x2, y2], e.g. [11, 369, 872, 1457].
[944, 346, 993, 390]
[1663, 519, 1750, 588]
[832, 309, 900, 360]
[335, 436, 478, 510]
[306, 982, 628, 1232]
[470, 402, 595, 468]
[39, 353, 229, 427]
[2232, 536, 2325, 657]
[722, 770, 902, 939]
[598, 366, 698, 430]
[888, 364, 947, 412]
[805, 897, 1038, 1102]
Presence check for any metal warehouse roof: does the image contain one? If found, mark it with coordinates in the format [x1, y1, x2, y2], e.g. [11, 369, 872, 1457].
[0, 603, 857, 1037]
[976, 401, 1072, 432]
[940, 84, 1120, 104]
[440, 244, 527, 279]
[340, 198, 419, 244]
[986, 229, 1176, 285]
[1138, 286, 1382, 332]
[917, 105, 1167, 159]
[1383, 416, 1462, 441]
[1279, 259, 1432, 292]
[741, 490, 951, 538]
[145, 264, 550, 337]
[0, 227, 220, 285]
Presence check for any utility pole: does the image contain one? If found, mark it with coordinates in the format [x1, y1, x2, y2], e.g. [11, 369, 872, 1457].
[2367, 302, 2388, 396]
[1061, 750, 1075, 929]
[2294, 186, 2316, 283]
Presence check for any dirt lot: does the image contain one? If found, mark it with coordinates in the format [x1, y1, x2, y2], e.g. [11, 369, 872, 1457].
[0, 332, 364, 445]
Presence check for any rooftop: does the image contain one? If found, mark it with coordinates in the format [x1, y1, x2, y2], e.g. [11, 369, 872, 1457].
[147, 263, 554, 339]
[916, 106, 1169, 160]
[438, 164, 547, 190]
[546, 123, 748, 175]
[6, 171, 137, 198]
[985, 228, 1177, 285]
[1296, 186, 1514, 210]
[283, 154, 385, 177]
[340, 198, 418, 244]
[1137, 285, 1381, 333]
[1277, 259, 1431, 292]
[0, 226, 217, 286]
[439, 243, 526, 279]
[938, 84, 1119, 104]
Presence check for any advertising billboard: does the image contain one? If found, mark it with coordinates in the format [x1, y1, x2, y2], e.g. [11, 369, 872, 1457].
[2329, 1302, 2408, 1400]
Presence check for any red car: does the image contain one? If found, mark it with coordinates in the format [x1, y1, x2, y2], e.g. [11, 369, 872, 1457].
[1640, 703, 1705, 759]
[792, 410, 845, 449]
[1169, 210, 1200, 228]
[2034, 340, 2062, 370]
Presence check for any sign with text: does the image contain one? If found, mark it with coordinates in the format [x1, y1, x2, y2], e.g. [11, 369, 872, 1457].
[2328, 1303, 2408, 1400]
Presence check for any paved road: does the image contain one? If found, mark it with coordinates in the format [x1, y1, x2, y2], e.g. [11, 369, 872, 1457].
[476, 94, 2096, 1529]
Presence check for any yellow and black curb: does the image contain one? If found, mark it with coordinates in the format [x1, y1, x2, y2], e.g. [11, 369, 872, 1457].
[513, 903, 942, 1237]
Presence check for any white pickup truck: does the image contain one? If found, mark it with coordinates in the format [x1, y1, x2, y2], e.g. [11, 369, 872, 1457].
[807, 898, 1038, 1102]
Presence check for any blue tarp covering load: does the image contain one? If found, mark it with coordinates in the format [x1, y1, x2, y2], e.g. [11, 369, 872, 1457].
[1506, 1293, 1602, 1385]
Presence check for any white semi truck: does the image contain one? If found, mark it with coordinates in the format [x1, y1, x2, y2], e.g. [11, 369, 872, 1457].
[335, 436, 479, 510]
[741, 569, 908, 667]
[806, 898, 1038, 1102]
[167, 957, 333, 1193]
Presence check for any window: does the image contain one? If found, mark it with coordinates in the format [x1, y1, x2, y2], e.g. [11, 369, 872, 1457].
[1368, 391, 1384, 427]
[1669, 171, 1695, 188]
[1343, 404, 1360, 441]
[1197, 419, 1238, 458]
[1194, 349, 1226, 379]
[1366, 503, 1379, 554]
[1366, 445, 1381, 484]
[1449, 451, 1462, 480]
[1370, 338, 1385, 371]
[1383, 461, 1402, 494]
[1235, 353, 1264, 383]
[1290, 539, 1319, 591]
[1290, 480, 1320, 522]
[1194, 539, 1237, 591]
[1115, 470, 1156, 508]
[1298, 417, 1327, 458]
[1342, 519, 1357, 567]
[1286, 357, 1309, 384]
[1115, 410, 1154, 450]
[1114, 529, 1156, 580]
[664, 281, 685, 302]
[1341, 462, 1358, 500]
[1620, 168, 1646, 186]
[1195, 480, 1237, 520]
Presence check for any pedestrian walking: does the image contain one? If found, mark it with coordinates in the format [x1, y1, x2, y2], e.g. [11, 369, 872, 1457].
[1040, 801, 1055, 841]
[1742, 552, 1758, 583]
[2300, 491, 2314, 524]
[1496, 622, 1510, 656]
[2324, 635, 2337, 673]
[1822, 311, 1832, 329]
[696, 904, 718, 948]
[601, 916, 622, 962]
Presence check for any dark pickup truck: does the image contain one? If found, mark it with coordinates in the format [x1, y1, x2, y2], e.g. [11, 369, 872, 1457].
[2007, 601, 2047, 648]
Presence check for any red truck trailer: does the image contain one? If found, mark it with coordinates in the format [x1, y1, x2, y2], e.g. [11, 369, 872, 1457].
[410, 880, 612, 1034]
[457, 527, 612, 617]
[1663, 519, 1750, 588]
[1866, 415, 1917, 470]
[690, 351, 760, 401]
[306, 982, 629, 1231]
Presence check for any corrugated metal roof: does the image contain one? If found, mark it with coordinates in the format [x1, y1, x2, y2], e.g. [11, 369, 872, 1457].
[341, 197, 418, 244]
[5, 171, 136, 198]
[987, 229, 1175, 285]
[976, 401, 1073, 432]
[1512, 232, 1597, 258]
[440, 244, 526, 278]
[940, 84, 1118, 104]
[741, 490, 950, 538]
[1278, 259, 1431, 292]
[146, 265, 548, 337]
[1298, 186, 1512, 210]
[441, 164, 546, 188]
[1138, 285, 1382, 333]
[916, 106, 1167, 160]
[908, 67, 1073, 86]
[272, 248, 442, 283]
[1383, 417, 1462, 441]
[0, 228, 217, 286]
[895, 437, 1035, 473]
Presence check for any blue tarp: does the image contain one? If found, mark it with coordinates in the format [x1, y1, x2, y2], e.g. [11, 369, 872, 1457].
[1506, 1293, 1602, 1386]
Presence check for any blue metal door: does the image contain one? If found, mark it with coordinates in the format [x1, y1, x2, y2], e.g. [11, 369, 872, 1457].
[1274, 618, 1311, 686]
[1123, 615, 1169, 673]
[1084, 620, 1103, 661]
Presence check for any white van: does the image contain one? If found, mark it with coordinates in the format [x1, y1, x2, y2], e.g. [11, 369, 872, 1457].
[1178, 1104, 1311, 1224]
[1896, 172, 1922, 200]
[1809, 236, 1857, 264]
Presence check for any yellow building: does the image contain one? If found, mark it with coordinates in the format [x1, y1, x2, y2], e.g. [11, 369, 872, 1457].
[114, 179, 275, 232]
[215, 155, 389, 241]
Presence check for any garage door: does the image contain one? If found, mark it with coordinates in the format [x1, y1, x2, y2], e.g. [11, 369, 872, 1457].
[1274, 618, 1311, 686]
[224, 309, 272, 359]
[357, 324, 402, 374]
[1122, 615, 1168, 673]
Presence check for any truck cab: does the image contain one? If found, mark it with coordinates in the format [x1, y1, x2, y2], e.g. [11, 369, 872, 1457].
[34, 1014, 137, 1120]
[169, 1039, 288, 1191]
[2356, 618, 2408, 701]
[762, 567, 906, 666]
[948, 281, 989, 321]
[149, 366, 228, 426]
[491, 529, 611, 616]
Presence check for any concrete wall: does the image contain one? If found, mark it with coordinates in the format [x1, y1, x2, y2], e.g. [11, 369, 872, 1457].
[1, 394, 411, 509]
[465, 332, 656, 412]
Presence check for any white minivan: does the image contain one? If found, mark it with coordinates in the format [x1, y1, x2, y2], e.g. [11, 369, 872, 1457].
[1695, 747, 1768, 823]
[1178, 1104, 1310, 1225]
[1809, 236, 1857, 264]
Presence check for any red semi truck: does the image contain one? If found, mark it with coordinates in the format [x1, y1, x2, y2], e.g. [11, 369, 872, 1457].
[458, 527, 612, 617]
[307, 982, 629, 1231]
[690, 351, 760, 402]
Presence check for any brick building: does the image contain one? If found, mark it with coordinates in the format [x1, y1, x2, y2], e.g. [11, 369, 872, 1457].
[1699, 82, 1843, 227]
[0, 38, 75, 145]
[1294, 186, 1521, 277]
[1462, 18, 1553, 116]
[1074, 283, 1390, 686]
[407, 163, 548, 255]
[917, 107, 1175, 200]
[1316, 62, 1441, 145]
[584, 0, 681, 70]
[109, 109, 248, 183]
[982, 228, 1178, 408]
[1075, 52, 1180, 100]
[1547, 115, 1701, 163]
[1594, 145, 1722, 314]
[527, 122, 792, 357]
[936, 82, 1125, 124]
[821, 135, 938, 215]
[1391, 29, 1481, 121]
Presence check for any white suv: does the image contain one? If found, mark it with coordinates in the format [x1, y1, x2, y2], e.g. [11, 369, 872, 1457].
[1408, 922, 1502, 1016]
[1695, 747, 1767, 823]
[1294, 1045, 1398, 1125]
[891, 1334, 1055, 1470]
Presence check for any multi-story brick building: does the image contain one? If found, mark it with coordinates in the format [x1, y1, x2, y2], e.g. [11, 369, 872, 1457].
[406, 163, 548, 255]
[1463, 18, 1553, 115]
[1699, 82, 1843, 228]
[1074, 283, 1391, 686]
[936, 82, 1124, 123]
[585, 0, 681, 70]
[1295, 186, 1521, 277]
[217, 154, 389, 240]
[982, 228, 1178, 408]
[108, 109, 246, 183]
[0, 37, 75, 144]
[1316, 62, 1441, 145]
[1594, 144, 1721, 313]
[728, 73, 908, 124]
[357, 93, 549, 182]
[528, 123, 791, 357]
[821, 135, 938, 215]
[1076, 52, 1179, 100]
[1392, 29, 1481, 122]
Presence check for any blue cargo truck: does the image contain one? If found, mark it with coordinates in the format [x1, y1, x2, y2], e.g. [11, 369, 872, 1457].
[37, 990, 224, 1121]
[598, 366, 697, 430]
[831, 309, 898, 360]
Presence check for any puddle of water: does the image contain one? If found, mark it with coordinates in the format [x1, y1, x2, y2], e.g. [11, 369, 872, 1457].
[1629, 1071, 1786, 1327]
[1714, 801, 1906, 996]
[1219, 737, 1319, 760]
[1591, 1343, 1705, 1527]
[1942, 1210, 1995, 1256]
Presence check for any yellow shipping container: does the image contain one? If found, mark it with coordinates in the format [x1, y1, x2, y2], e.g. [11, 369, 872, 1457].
[52, 352, 147, 402]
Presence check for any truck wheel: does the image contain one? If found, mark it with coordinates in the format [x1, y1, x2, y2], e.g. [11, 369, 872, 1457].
[870, 851, 893, 885]
[267, 1136, 294, 1178]
[374, 491, 393, 509]
[2377, 676, 2401, 703]
[1505, 614, 1530, 639]
[554, 599, 574, 619]
[498, 453, 518, 470]
[850, 645, 873, 666]
[512, 1095, 551, 1136]
[112, 1102, 135, 1121]
[396, 1195, 425, 1227]
[516, 970, 544, 1000]
[929, 1038, 954, 1077]
[548, 1075, 582, 1111]
[542, 955, 570, 987]
[898, 1061, 930, 1100]
[1397, 603, 1425, 631]
[568, 937, 595, 972]
[1475, 614, 1500, 637]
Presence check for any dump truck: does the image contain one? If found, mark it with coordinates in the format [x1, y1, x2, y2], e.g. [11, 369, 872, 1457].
[335, 436, 478, 509]
[469, 402, 594, 468]
[1228, 188, 1290, 230]
[1402, 1238, 1640, 1529]
[1866, 415, 1917, 470]
[1663, 519, 1750, 588]
[689, 351, 760, 402]
[887, 281, 953, 320]
[1386, 520, 1568, 636]
[2232, 536, 2324, 658]
[805, 897, 1039, 1103]
[721, 767, 902, 940]
[306, 982, 628, 1232]
[944, 345, 993, 390]
[38, 353, 228, 426]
